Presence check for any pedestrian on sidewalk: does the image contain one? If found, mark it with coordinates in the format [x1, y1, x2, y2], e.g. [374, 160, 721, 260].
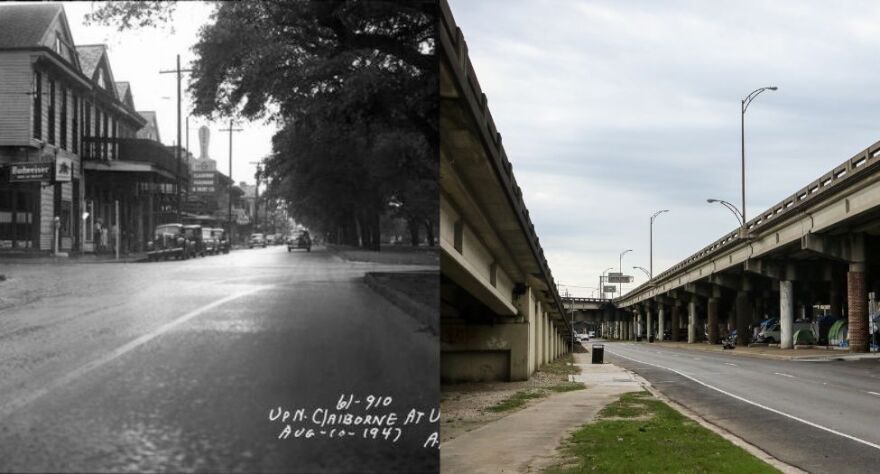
[94, 221, 103, 254]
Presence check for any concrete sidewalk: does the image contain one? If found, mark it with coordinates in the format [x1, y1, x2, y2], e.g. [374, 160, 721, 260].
[639, 340, 880, 361]
[440, 354, 641, 474]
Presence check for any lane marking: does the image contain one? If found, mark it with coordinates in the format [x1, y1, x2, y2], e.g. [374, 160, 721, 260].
[0, 286, 271, 420]
[869, 392, 880, 397]
[774, 372, 795, 378]
[724, 363, 738, 367]
[606, 347, 880, 451]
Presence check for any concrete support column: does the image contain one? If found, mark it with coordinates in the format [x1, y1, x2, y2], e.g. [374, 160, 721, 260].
[848, 264, 868, 352]
[670, 303, 681, 341]
[687, 301, 697, 343]
[780, 280, 795, 349]
[658, 306, 666, 341]
[646, 307, 653, 340]
[736, 291, 751, 346]
[830, 285, 841, 318]
[707, 297, 719, 344]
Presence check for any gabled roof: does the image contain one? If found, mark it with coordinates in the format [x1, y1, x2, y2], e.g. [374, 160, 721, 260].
[0, 3, 62, 49]
[76, 44, 104, 79]
[75, 44, 118, 99]
[136, 111, 162, 143]
[115, 81, 135, 109]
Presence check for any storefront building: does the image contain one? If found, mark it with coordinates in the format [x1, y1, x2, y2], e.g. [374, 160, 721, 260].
[0, 4, 187, 254]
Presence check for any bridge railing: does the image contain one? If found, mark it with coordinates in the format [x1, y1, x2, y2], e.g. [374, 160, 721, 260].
[623, 138, 880, 301]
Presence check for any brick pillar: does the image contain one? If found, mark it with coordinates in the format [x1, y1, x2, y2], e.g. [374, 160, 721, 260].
[707, 297, 719, 344]
[848, 265, 868, 352]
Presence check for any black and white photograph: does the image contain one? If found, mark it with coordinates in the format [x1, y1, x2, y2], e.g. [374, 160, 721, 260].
[0, 1, 438, 472]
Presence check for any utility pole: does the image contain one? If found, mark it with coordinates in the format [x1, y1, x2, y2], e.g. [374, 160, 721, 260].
[249, 160, 263, 232]
[220, 120, 243, 242]
[159, 54, 193, 223]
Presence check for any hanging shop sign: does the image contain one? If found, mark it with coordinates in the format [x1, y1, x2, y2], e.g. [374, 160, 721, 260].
[55, 156, 73, 182]
[9, 162, 53, 182]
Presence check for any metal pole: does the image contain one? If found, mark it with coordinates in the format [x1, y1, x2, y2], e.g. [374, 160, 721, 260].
[115, 200, 120, 260]
[228, 119, 232, 240]
[649, 217, 653, 279]
[176, 54, 181, 223]
[741, 98, 746, 234]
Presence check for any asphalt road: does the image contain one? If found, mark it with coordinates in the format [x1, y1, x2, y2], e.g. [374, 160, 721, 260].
[0, 246, 439, 473]
[602, 341, 880, 473]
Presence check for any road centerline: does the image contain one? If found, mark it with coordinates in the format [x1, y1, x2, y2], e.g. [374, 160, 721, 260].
[0, 286, 272, 420]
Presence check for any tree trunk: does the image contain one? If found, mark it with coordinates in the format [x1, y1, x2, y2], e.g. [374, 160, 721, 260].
[408, 219, 420, 246]
[423, 219, 435, 246]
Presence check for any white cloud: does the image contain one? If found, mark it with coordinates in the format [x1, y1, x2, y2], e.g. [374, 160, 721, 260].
[449, 0, 880, 297]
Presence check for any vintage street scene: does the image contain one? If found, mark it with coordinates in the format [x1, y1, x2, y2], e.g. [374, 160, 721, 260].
[0, 1, 438, 473]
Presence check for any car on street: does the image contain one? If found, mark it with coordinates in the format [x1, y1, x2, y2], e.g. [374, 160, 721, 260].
[757, 320, 814, 343]
[288, 230, 311, 252]
[146, 223, 190, 261]
[211, 228, 230, 254]
[248, 233, 267, 248]
[183, 224, 207, 258]
[201, 227, 219, 255]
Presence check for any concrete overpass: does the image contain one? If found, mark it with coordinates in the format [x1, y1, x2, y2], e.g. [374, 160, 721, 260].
[439, 0, 571, 382]
[561, 297, 613, 337]
[613, 139, 880, 352]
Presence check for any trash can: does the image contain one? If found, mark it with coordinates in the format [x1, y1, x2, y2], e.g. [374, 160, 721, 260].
[591, 344, 604, 364]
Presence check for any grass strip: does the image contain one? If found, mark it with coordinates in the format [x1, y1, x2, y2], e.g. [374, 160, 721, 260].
[486, 390, 546, 412]
[545, 391, 779, 473]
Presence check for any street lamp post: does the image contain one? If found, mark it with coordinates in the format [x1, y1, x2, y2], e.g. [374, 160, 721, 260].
[649, 209, 668, 279]
[707, 198, 745, 230]
[619, 249, 632, 295]
[741, 86, 778, 234]
[633, 266, 651, 279]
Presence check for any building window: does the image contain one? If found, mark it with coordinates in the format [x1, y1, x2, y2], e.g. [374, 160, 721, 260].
[111, 117, 118, 159]
[72, 95, 78, 154]
[47, 79, 55, 145]
[55, 36, 61, 55]
[102, 111, 108, 160]
[32, 72, 41, 140]
[84, 101, 91, 158]
[60, 87, 67, 150]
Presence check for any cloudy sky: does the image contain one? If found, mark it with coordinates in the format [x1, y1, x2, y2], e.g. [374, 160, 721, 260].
[448, 0, 880, 297]
[62, 2, 274, 186]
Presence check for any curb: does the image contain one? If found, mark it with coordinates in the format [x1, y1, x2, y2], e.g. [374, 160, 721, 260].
[636, 341, 880, 362]
[626, 368, 807, 474]
[364, 272, 438, 334]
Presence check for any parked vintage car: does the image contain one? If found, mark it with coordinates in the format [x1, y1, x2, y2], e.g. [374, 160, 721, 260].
[248, 233, 267, 248]
[288, 230, 311, 252]
[183, 224, 206, 258]
[201, 227, 219, 255]
[146, 223, 190, 261]
[211, 228, 230, 254]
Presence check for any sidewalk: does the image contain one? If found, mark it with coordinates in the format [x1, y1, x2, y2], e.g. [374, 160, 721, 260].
[440, 354, 641, 474]
[641, 340, 880, 361]
[0, 252, 147, 265]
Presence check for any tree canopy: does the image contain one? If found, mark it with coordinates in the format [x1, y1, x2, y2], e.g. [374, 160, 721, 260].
[88, 0, 438, 248]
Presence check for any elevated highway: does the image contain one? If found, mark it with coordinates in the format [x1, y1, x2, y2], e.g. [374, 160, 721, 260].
[614, 139, 880, 351]
[439, 0, 571, 382]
